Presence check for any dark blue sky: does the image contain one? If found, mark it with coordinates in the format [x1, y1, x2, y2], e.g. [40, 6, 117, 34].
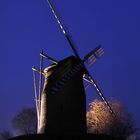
[0, 0, 140, 131]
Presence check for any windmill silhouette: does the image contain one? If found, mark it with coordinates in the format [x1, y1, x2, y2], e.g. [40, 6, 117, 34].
[32, 0, 116, 135]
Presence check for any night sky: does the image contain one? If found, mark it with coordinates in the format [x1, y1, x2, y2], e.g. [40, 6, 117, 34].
[0, 0, 140, 132]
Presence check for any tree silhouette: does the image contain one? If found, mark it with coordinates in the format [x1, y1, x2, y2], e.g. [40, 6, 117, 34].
[0, 130, 12, 140]
[12, 108, 37, 135]
[87, 99, 136, 138]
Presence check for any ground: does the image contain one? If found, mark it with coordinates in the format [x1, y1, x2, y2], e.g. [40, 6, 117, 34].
[9, 134, 125, 140]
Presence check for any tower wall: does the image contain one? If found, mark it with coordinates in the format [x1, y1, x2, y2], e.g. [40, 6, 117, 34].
[38, 56, 86, 135]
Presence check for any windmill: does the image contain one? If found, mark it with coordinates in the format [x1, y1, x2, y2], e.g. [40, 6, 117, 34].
[32, 0, 116, 135]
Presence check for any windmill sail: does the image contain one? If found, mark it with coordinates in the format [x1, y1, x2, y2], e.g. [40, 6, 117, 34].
[47, 0, 80, 59]
[83, 71, 116, 117]
[40, 51, 58, 64]
[32, 0, 117, 135]
[84, 46, 104, 65]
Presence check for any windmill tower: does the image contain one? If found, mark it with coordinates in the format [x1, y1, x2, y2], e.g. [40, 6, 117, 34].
[32, 0, 116, 135]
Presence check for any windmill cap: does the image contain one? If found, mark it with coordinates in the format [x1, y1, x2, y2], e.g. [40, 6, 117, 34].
[44, 64, 57, 73]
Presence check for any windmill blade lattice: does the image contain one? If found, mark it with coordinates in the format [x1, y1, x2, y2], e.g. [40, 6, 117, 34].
[83, 72, 116, 117]
[47, 0, 80, 59]
[84, 45, 104, 66]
